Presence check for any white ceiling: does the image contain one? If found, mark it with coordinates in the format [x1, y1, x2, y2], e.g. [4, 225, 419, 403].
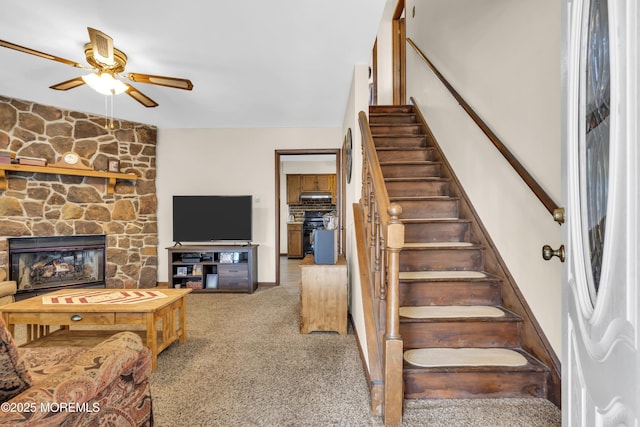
[0, 0, 388, 129]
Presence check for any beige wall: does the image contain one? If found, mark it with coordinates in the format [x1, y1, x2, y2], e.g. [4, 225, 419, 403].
[156, 128, 341, 284]
[374, 5, 396, 105]
[343, 64, 373, 365]
[404, 0, 562, 353]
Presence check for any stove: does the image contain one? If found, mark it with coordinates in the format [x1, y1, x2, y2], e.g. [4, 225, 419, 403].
[302, 210, 334, 255]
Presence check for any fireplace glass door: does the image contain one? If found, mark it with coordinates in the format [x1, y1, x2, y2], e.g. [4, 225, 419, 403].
[9, 235, 106, 296]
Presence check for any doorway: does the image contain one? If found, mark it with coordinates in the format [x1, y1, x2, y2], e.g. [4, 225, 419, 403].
[392, 0, 406, 105]
[274, 149, 342, 286]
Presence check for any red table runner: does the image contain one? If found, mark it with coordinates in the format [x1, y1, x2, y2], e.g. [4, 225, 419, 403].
[42, 290, 168, 305]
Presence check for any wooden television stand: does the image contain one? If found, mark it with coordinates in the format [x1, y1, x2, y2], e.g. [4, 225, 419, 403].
[167, 245, 258, 293]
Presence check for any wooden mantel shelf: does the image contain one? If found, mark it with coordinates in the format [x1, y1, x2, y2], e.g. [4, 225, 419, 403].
[0, 164, 138, 194]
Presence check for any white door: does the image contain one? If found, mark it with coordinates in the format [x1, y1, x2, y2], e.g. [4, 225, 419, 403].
[563, 0, 640, 425]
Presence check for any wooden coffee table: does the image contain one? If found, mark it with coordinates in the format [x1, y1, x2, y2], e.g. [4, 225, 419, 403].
[1, 288, 192, 370]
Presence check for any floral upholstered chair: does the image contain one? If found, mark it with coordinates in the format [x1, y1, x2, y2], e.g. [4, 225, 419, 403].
[0, 316, 153, 426]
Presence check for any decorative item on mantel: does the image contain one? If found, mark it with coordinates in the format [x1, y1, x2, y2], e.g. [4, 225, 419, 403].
[16, 156, 47, 167]
[108, 160, 120, 172]
[0, 151, 15, 164]
[50, 151, 93, 170]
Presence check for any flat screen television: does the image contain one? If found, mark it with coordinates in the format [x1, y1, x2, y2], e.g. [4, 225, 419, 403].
[173, 195, 252, 243]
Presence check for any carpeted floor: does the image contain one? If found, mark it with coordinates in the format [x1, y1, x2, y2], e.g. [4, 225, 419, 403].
[148, 259, 561, 426]
[11, 258, 561, 425]
[150, 285, 381, 426]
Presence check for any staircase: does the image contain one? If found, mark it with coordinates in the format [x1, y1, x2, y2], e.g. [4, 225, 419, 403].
[368, 105, 551, 402]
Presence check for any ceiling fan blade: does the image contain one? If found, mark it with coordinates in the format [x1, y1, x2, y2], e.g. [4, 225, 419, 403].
[50, 77, 86, 91]
[125, 73, 193, 90]
[87, 27, 115, 66]
[0, 39, 85, 68]
[125, 84, 159, 108]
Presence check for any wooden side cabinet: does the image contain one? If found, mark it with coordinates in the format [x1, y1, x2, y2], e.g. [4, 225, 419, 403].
[299, 254, 347, 335]
[287, 223, 303, 258]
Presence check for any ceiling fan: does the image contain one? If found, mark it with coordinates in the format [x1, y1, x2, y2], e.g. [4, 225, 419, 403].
[0, 27, 193, 108]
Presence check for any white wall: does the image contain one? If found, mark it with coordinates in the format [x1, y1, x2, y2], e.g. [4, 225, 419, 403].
[156, 128, 341, 284]
[404, 0, 562, 353]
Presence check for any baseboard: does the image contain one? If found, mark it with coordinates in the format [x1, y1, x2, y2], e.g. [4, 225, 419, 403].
[351, 310, 382, 417]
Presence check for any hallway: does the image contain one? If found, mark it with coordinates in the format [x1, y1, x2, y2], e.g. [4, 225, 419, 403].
[279, 255, 304, 287]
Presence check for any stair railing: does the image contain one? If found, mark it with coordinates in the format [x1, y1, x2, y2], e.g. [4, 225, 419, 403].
[358, 111, 404, 426]
[406, 38, 563, 224]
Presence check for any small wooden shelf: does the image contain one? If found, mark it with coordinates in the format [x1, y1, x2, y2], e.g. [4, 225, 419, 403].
[0, 164, 138, 194]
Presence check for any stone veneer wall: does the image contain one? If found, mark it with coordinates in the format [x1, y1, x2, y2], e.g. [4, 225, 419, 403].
[0, 96, 158, 288]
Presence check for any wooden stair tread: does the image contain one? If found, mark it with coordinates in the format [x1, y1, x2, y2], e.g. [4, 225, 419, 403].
[370, 120, 418, 124]
[399, 305, 505, 319]
[384, 177, 448, 182]
[403, 242, 474, 248]
[376, 147, 430, 151]
[401, 218, 470, 222]
[390, 195, 454, 200]
[380, 160, 438, 165]
[399, 270, 487, 280]
[370, 113, 415, 115]
[371, 132, 427, 136]
[370, 105, 413, 113]
[404, 348, 528, 368]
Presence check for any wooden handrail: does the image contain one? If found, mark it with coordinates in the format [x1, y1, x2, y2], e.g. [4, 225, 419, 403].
[406, 37, 561, 221]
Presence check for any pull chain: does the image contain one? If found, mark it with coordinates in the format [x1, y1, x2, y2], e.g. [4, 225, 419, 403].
[103, 94, 116, 130]
[110, 94, 114, 129]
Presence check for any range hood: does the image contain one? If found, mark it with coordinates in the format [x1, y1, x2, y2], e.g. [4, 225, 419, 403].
[300, 191, 332, 200]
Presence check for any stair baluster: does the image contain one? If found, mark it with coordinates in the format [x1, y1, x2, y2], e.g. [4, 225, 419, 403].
[359, 111, 405, 426]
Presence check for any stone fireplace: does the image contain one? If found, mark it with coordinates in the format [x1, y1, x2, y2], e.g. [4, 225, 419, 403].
[0, 96, 159, 290]
[9, 235, 106, 299]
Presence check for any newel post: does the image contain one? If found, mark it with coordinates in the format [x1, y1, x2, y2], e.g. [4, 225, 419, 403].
[383, 203, 404, 426]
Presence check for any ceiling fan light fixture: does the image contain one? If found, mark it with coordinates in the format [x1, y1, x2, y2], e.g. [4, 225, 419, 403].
[82, 72, 127, 95]
[2, 27, 188, 108]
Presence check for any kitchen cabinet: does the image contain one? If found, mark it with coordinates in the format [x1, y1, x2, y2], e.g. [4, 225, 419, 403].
[286, 175, 302, 204]
[287, 223, 304, 258]
[301, 174, 332, 192]
[287, 174, 336, 204]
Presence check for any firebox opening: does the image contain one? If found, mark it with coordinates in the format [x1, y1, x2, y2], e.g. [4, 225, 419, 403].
[9, 235, 107, 299]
